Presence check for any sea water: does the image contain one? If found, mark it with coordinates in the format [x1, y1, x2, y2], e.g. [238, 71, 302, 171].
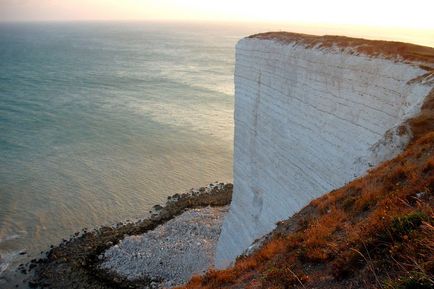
[0, 22, 263, 279]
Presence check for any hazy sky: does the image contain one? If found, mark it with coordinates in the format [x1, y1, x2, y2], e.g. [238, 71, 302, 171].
[1, 0, 434, 29]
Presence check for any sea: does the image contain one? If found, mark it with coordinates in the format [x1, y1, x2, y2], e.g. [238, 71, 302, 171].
[0, 21, 433, 284]
[0, 21, 264, 282]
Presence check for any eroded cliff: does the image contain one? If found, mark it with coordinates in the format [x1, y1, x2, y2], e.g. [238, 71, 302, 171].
[216, 32, 434, 267]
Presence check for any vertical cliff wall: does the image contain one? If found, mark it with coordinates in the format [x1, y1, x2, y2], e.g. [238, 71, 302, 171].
[216, 32, 434, 267]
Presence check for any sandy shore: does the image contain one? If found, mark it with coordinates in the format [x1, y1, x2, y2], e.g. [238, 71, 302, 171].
[23, 182, 232, 289]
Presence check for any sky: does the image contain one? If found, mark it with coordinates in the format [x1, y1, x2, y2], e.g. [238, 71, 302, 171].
[1, 0, 434, 46]
[1, 0, 434, 29]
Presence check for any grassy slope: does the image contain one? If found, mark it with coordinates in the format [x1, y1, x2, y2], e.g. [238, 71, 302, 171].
[177, 94, 434, 289]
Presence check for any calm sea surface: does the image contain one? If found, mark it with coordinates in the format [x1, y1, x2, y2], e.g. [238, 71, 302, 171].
[0, 22, 264, 276]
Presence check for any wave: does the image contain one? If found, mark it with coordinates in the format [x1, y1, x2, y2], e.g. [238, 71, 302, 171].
[0, 234, 20, 244]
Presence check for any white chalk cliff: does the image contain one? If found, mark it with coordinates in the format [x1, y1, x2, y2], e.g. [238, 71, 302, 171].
[216, 33, 434, 267]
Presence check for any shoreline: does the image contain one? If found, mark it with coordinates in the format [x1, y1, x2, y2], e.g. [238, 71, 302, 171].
[20, 182, 232, 289]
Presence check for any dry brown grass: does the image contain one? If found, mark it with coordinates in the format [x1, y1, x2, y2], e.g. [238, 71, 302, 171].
[409, 89, 434, 141]
[176, 130, 434, 289]
[249, 32, 434, 66]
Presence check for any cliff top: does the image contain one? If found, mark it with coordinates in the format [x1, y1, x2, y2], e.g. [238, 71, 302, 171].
[249, 32, 434, 68]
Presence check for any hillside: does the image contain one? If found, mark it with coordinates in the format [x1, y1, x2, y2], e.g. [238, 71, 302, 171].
[177, 92, 434, 288]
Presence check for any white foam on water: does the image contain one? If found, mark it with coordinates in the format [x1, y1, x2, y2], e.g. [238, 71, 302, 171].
[0, 234, 20, 244]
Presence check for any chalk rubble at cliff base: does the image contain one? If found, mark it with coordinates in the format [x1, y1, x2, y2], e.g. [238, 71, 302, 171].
[101, 205, 228, 288]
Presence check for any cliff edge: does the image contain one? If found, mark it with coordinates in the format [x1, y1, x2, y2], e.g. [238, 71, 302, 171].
[216, 32, 434, 267]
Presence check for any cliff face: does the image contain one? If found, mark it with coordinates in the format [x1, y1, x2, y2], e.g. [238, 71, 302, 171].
[216, 33, 434, 267]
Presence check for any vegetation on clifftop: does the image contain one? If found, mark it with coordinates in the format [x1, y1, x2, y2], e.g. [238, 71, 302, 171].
[249, 32, 434, 66]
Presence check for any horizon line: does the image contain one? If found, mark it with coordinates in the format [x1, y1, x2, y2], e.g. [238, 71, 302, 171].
[1, 18, 434, 31]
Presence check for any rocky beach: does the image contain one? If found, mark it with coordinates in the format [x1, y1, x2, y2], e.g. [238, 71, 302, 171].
[101, 205, 228, 288]
[13, 183, 232, 289]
